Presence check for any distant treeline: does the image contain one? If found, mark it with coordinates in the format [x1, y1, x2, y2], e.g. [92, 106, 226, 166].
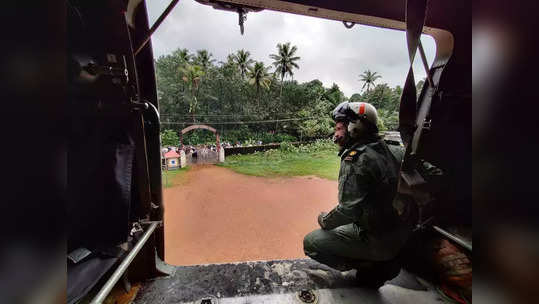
[156, 46, 424, 146]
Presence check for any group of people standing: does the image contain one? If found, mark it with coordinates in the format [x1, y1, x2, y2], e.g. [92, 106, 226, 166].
[179, 144, 219, 164]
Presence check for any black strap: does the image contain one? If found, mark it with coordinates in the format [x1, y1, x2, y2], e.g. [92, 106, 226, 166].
[400, 0, 453, 160]
[133, 113, 153, 218]
[396, 0, 433, 229]
[398, 0, 429, 183]
[399, 0, 428, 147]
[410, 57, 451, 157]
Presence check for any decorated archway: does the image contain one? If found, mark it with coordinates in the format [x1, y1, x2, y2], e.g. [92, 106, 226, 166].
[180, 124, 221, 153]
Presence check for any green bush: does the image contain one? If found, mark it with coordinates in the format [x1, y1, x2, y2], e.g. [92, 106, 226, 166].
[273, 133, 297, 143]
[277, 139, 336, 154]
[179, 124, 302, 146]
[259, 132, 277, 144]
[286, 139, 336, 154]
[161, 129, 180, 146]
[310, 139, 336, 151]
[279, 141, 299, 153]
[243, 138, 257, 146]
[182, 129, 217, 145]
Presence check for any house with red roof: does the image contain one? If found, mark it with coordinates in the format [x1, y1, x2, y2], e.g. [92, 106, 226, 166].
[164, 150, 181, 170]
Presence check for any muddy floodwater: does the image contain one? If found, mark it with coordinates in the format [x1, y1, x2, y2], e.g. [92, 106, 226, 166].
[164, 165, 338, 266]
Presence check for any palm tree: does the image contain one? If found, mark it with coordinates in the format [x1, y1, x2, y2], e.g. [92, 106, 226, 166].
[225, 54, 236, 67]
[247, 61, 272, 109]
[359, 70, 382, 92]
[173, 48, 191, 64]
[194, 50, 215, 70]
[171, 49, 192, 92]
[218, 54, 238, 79]
[233, 49, 254, 79]
[179, 64, 205, 122]
[269, 42, 300, 97]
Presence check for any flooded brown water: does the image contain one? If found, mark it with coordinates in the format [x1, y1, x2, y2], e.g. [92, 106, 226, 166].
[163, 165, 338, 266]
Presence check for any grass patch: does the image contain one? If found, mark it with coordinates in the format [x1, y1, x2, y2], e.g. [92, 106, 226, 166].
[162, 166, 191, 188]
[218, 140, 340, 180]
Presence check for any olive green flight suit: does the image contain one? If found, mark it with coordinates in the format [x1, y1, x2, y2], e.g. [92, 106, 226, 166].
[303, 138, 410, 271]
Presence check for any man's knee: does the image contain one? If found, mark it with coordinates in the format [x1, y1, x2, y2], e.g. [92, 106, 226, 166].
[303, 230, 317, 255]
[304, 229, 329, 256]
[303, 229, 359, 271]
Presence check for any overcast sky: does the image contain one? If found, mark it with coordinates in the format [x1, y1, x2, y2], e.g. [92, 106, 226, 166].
[146, 0, 436, 97]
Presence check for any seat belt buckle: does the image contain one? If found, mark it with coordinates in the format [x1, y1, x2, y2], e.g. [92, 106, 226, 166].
[422, 119, 432, 131]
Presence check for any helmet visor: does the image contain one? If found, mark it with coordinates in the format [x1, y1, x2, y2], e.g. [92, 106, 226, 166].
[332, 102, 360, 122]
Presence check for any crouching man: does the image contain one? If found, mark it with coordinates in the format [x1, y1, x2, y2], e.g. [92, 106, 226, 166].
[303, 101, 410, 288]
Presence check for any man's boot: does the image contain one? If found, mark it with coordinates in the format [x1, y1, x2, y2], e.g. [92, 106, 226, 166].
[354, 258, 401, 289]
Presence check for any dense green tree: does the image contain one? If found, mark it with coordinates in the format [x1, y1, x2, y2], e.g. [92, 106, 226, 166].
[219, 54, 239, 79]
[154, 47, 406, 145]
[367, 84, 392, 110]
[233, 49, 254, 79]
[349, 93, 362, 102]
[359, 70, 382, 92]
[269, 42, 301, 96]
[161, 129, 180, 147]
[247, 61, 272, 109]
[194, 50, 215, 70]
[179, 64, 205, 121]
[155, 50, 190, 121]
[378, 109, 399, 131]
[358, 82, 401, 131]
[175, 48, 192, 64]
[324, 83, 346, 106]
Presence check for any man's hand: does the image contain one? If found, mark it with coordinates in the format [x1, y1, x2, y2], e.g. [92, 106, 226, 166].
[317, 208, 353, 230]
[318, 212, 328, 229]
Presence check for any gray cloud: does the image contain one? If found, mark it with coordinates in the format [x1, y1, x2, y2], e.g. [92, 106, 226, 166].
[147, 0, 436, 97]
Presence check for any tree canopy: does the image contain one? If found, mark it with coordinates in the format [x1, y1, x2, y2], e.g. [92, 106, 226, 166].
[155, 44, 406, 145]
[247, 61, 272, 109]
[233, 49, 254, 80]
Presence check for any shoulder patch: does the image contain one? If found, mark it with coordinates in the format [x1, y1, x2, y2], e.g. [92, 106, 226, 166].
[341, 145, 367, 161]
[343, 148, 363, 161]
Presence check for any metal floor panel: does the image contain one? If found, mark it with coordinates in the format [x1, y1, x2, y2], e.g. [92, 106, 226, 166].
[189, 286, 441, 304]
[133, 259, 441, 304]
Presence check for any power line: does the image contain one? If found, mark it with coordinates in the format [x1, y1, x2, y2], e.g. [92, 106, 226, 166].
[160, 113, 305, 117]
[160, 117, 322, 125]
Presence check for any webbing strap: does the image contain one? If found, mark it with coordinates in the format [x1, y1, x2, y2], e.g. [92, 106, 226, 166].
[397, 1, 456, 230]
[399, 0, 428, 147]
[410, 53, 451, 157]
[401, 0, 453, 159]
[396, 0, 432, 227]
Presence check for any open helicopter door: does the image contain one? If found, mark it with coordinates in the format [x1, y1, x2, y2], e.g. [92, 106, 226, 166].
[67, 1, 167, 303]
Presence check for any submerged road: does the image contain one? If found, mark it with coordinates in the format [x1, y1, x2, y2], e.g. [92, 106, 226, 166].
[163, 165, 338, 266]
